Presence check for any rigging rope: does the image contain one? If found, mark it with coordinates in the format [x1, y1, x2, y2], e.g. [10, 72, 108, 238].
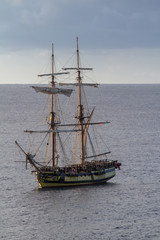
[57, 133, 69, 165]
[44, 133, 51, 164]
[70, 130, 79, 164]
[87, 132, 96, 157]
[34, 132, 49, 156]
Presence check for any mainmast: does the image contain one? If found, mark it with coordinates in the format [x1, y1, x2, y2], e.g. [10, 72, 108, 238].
[61, 37, 93, 165]
[51, 43, 56, 168]
[76, 37, 85, 165]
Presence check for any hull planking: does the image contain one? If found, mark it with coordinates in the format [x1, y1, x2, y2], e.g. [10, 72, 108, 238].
[36, 167, 116, 188]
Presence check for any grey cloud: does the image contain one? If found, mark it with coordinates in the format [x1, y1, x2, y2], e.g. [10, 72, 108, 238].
[0, 0, 160, 52]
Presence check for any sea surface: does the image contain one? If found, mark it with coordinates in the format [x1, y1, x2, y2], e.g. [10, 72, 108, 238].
[0, 84, 160, 240]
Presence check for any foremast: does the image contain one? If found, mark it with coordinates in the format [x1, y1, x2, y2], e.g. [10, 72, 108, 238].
[27, 44, 73, 169]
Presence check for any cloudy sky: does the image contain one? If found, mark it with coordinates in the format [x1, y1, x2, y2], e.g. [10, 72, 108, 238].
[0, 0, 160, 84]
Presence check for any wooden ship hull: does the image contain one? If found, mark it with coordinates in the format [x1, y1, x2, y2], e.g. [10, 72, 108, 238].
[36, 167, 116, 188]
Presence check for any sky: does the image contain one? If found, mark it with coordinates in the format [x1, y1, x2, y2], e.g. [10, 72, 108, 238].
[0, 0, 160, 84]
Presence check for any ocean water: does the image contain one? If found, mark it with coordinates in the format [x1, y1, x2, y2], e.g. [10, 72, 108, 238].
[0, 84, 160, 240]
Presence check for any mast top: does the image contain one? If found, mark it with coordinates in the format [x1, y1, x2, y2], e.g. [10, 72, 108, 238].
[52, 43, 54, 57]
[76, 36, 80, 72]
[63, 37, 92, 72]
[76, 36, 79, 52]
[51, 43, 54, 86]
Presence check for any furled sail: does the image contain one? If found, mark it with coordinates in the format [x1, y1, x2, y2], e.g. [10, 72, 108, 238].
[57, 121, 110, 127]
[38, 72, 69, 77]
[59, 83, 98, 88]
[25, 129, 80, 133]
[32, 86, 73, 97]
[62, 68, 93, 71]
[86, 152, 111, 159]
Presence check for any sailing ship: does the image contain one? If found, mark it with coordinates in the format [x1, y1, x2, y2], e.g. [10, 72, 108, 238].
[15, 38, 121, 188]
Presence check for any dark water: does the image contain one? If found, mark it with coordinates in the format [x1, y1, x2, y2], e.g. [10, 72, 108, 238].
[0, 84, 160, 240]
